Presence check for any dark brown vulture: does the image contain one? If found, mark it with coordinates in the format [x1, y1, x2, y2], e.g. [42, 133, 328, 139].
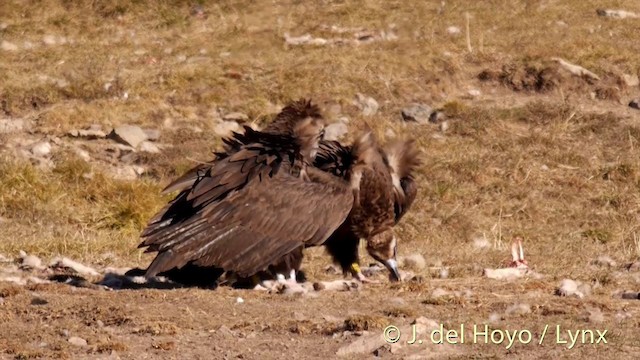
[139, 99, 421, 287]
[315, 133, 421, 282]
[138, 100, 363, 284]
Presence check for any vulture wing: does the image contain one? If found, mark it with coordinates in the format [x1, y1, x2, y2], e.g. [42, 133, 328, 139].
[139, 145, 353, 278]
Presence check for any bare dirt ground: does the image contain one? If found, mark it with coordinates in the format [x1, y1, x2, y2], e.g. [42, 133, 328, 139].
[2, 0, 640, 359]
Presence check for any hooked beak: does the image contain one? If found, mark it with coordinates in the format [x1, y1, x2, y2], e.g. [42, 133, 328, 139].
[384, 259, 401, 282]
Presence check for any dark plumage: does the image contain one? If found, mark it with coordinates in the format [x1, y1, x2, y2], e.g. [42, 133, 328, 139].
[138, 100, 356, 281]
[139, 99, 421, 286]
[314, 132, 421, 282]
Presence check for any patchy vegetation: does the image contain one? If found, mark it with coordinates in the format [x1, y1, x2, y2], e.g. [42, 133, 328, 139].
[1, 0, 640, 358]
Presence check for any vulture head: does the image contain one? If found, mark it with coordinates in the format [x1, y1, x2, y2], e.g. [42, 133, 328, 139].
[366, 230, 401, 281]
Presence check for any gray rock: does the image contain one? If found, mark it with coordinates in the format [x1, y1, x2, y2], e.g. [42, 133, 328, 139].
[401, 104, 432, 124]
[223, 112, 249, 122]
[629, 99, 640, 110]
[143, 128, 161, 141]
[30, 142, 52, 157]
[621, 291, 640, 300]
[68, 129, 107, 139]
[31, 297, 48, 305]
[68, 336, 88, 347]
[430, 110, 447, 124]
[108, 125, 148, 148]
[354, 94, 379, 116]
[139, 141, 161, 154]
[0, 118, 24, 133]
[323, 122, 348, 141]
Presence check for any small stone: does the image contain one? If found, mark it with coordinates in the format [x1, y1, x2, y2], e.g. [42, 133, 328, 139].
[0, 118, 24, 133]
[591, 255, 617, 268]
[236, 297, 244, 304]
[68, 336, 87, 347]
[401, 103, 432, 124]
[403, 254, 426, 270]
[439, 268, 449, 279]
[31, 142, 52, 157]
[627, 261, 640, 271]
[214, 120, 241, 137]
[216, 325, 234, 337]
[68, 129, 107, 139]
[354, 94, 379, 116]
[587, 308, 605, 323]
[429, 110, 446, 124]
[42, 35, 57, 46]
[556, 279, 589, 298]
[472, 236, 490, 249]
[20, 254, 43, 270]
[108, 125, 148, 148]
[446, 26, 461, 35]
[629, 99, 640, 110]
[439, 121, 450, 133]
[323, 122, 348, 141]
[505, 303, 531, 316]
[621, 74, 639, 87]
[223, 112, 249, 122]
[467, 89, 481, 97]
[1, 40, 19, 51]
[143, 128, 161, 141]
[488, 313, 501, 323]
[31, 297, 48, 306]
[596, 9, 640, 19]
[621, 291, 640, 300]
[431, 288, 450, 298]
[139, 141, 161, 154]
[73, 148, 91, 162]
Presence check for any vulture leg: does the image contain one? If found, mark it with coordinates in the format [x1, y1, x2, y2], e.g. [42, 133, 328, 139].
[324, 225, 379, 283]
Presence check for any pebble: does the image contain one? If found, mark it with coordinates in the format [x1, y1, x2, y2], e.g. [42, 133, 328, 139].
[139, 141, 161, 154]
[1, 40, 19, 51]
[108, 125, 148, 148]
[629, 99, 640, 110]
[403, 254, 426, 270]
[223, 112, 249, 122]
[401, 103, 432, 124]
[31, 142, 52, 157]
[354, 94, 379, 116]
[446, 26, 461, 35]
[68, 336, 88, 347]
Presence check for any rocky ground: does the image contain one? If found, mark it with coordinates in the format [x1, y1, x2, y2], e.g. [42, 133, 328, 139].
[3, 0, 640, 359]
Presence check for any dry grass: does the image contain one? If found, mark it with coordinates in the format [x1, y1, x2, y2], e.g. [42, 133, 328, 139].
[2, 1, 640, 357]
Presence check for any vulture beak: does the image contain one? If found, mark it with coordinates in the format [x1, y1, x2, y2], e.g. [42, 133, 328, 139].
[384, 258, 401, 282]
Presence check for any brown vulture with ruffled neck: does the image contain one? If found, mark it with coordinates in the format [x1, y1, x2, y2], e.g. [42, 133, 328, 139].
[138, 100, 351, 281]
[314, 132, 421, 282]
